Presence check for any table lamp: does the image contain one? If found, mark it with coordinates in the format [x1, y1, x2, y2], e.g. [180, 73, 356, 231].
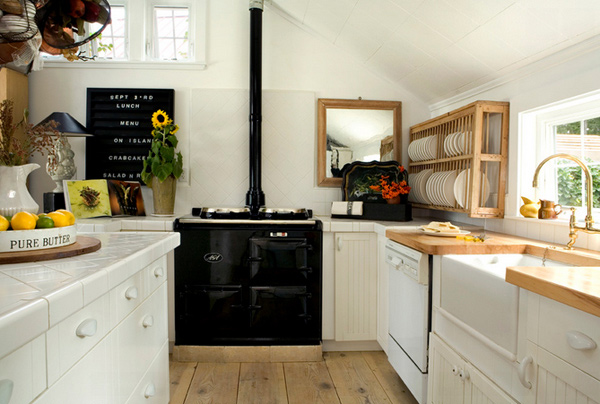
[35, 112, 90, 212]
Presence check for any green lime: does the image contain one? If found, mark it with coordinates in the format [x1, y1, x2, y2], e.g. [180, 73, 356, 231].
[36, 216, 55, 229]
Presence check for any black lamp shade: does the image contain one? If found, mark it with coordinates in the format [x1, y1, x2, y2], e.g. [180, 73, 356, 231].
[36, 112, 89, 136]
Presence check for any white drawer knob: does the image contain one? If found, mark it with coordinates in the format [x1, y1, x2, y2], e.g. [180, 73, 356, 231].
[451, 365, 459, 376]
[76, 318, 98, 338]
[125, 286, 139, 300]
[153, 267, 164, 278]
[142, 315, 154, 328]
[144, 383, 156, 398]
[0, 379, 14, 404]
[458, 368, 470, 381]
[566, 330, 597, 351]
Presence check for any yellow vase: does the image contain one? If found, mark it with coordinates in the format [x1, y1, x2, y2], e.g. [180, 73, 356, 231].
[520, 196, 541, 218]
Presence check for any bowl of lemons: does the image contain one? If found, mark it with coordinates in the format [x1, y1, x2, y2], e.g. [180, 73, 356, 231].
[0, 210, 77, 253]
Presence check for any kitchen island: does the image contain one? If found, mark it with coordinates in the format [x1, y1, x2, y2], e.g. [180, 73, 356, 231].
[0, 231, 180, 404]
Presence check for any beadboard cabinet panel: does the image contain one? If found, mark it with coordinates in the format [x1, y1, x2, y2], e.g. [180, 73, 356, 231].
[334, 232, 378, 342]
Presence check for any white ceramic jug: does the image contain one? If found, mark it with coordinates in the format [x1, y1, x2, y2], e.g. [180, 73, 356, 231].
[0, 163, 40, 217]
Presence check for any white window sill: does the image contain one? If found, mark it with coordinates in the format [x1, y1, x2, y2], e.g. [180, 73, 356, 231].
[42, 59, 207, 70]
[504, 215, 570, 227]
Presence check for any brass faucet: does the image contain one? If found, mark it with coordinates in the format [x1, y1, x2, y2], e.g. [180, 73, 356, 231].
[532, 153, 600, 249]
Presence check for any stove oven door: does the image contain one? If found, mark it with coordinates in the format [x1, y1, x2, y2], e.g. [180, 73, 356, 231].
[249, 286, 317, 341]
[176, 285, 247, 345]
[248, 236, 321, 343]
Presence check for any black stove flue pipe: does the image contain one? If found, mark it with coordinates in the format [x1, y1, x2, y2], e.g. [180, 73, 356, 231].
[246, 0, 266, 218]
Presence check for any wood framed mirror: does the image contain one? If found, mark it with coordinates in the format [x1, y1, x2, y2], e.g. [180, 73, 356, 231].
[317, 98, 402, 187]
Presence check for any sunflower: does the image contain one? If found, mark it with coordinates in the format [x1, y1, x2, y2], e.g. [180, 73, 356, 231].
[171, 124, 179, 135]
[152, 110, 170, 128]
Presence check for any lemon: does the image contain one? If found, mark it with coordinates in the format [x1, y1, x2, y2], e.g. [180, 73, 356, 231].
[47, 211, 70, 228]
[11, 211, 37, 230]
[36, 216, 55, 229]
[56, 209, 76, 225]
[0, 215, 9, 231]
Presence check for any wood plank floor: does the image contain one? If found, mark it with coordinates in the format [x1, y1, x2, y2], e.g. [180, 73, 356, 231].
[170, 351, 418, 404]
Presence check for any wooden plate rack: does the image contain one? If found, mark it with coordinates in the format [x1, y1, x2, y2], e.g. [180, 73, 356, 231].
[408, 100, 509, 218]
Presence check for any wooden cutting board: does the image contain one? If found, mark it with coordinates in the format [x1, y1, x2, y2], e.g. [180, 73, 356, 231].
[0, 236, 101, 264]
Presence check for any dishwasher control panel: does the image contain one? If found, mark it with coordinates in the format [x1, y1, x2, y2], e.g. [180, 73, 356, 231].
[385, 240, 429, 284]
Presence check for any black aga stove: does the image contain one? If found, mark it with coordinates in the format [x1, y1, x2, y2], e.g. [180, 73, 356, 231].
[173, 1, 323, 346]
[174, 211, 322, 346]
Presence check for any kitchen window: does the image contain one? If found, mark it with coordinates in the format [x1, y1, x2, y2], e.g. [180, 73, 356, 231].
[150, 6, 190, 61]
[520, 90, 600, 218]
[42, 0, 206, 67]
[89, 4, 127, 60]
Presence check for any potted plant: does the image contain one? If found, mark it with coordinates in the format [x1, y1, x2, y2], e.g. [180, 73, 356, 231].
[369, 166, 411, 204]
[141, 109, 183, 215]
[0, 100, 61, 216]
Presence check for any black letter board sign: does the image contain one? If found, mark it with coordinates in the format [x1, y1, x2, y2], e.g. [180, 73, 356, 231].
[85, 88, 175, 181]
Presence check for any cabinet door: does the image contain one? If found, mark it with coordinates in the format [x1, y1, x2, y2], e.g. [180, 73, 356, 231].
[376, 234, 388, 352]
[466, 364, 518, 404]
[535, 346, 600, 404]
[334, 232, 377, 341]
[429, 333, 466, 404]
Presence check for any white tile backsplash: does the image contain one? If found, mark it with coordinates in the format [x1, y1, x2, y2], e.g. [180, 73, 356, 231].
[187, 89, 341, 214]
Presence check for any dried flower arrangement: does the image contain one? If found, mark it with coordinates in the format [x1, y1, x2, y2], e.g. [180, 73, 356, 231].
[369, 166, 411, 200]
[0, 99, 62, 167]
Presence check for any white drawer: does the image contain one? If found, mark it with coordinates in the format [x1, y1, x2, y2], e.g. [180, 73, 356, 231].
[0, 335, 46, 404]
[125, 340, 169, 404]
[32, 333, 115, 404]
[112, 270, 146, 326]
[538, 296, 600, 380]
[116, 283, 168, 402]
[145, 256, 167, 296]
[46, 293, 111, 386]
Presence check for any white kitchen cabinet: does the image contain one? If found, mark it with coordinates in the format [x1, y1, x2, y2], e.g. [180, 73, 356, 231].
[376, 233, 389, 352]
[32, 333, 116, 404]
[529, 343, 600, 404]
[523, 293, 600, 404]
[334, 232, 378, 341]
[428, 333, 518, 404]
[0, 335, 46, 404]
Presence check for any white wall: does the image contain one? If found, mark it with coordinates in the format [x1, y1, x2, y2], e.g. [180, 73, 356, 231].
[425, 42, 600, 251]
[27, 2, 430, 215]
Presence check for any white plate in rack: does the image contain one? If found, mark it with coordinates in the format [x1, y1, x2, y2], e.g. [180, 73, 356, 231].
[441, 170, 457, 207]
[453, 169, 491, 209]
[418, 169, 433, 204]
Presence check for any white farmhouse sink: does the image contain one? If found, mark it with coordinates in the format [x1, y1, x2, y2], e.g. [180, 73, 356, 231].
[440, 254, 568, 354]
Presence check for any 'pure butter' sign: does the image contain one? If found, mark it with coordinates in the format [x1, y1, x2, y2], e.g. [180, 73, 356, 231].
[0, 226, 77, 253]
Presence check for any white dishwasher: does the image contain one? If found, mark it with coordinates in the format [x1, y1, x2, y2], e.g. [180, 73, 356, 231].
[386, 239, 430, 404]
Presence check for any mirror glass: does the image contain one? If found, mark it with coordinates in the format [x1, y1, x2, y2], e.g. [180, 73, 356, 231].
[317, 99, 402, 187]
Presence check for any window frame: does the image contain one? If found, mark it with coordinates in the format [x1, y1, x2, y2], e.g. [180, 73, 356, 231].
[147, 1, 192, 62]
[41, 0, 206, 68]
[519, 90, 600, 219]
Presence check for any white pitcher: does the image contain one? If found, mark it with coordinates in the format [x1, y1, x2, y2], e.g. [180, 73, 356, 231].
[0, 163, 40, 217]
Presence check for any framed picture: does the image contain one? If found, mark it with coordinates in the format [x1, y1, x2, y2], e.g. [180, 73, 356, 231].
[64, 180, 112, 219]
[107, 180, 146, 216]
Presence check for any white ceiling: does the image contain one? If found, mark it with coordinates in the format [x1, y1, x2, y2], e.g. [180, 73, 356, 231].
[268, 0, 600, 106]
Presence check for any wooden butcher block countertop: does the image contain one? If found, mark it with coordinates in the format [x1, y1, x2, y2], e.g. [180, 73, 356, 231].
[386, 227, 600, 317]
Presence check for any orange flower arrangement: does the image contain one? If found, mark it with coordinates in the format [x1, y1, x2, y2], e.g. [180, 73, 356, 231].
[369, 166, 411, 200]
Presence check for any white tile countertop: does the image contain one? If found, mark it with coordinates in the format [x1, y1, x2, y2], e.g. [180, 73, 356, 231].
[0, 231, 180, 360]
[75, 213, 430, 235]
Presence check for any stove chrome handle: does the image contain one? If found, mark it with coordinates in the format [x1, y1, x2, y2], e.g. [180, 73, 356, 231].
[297, 266, 313, 273]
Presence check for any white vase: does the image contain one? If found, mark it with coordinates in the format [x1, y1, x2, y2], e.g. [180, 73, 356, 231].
[0, 163, 40, 217]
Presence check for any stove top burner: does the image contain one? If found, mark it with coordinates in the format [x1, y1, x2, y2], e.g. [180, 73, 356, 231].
[191, 207, 312, 220]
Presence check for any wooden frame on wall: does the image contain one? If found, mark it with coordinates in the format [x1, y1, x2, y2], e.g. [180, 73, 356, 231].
[317, 98, 402, 187]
